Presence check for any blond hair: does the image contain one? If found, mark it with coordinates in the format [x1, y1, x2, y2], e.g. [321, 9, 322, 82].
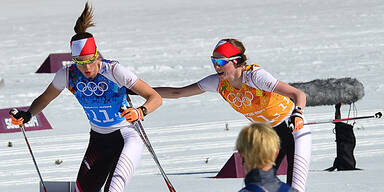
[236, 122, 280, 172]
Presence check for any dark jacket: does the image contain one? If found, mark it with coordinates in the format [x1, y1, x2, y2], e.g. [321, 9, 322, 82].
[239, 168, 296, 192]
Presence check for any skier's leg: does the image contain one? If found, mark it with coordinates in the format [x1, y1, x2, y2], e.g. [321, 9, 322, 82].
[104, 127, 144, 192]
[75, 130, 124, 192]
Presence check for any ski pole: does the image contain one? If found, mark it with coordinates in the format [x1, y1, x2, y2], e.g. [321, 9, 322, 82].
[305, 112, 382, 125]
[9, 109, 48, 192]
[121, 95, 176, 192]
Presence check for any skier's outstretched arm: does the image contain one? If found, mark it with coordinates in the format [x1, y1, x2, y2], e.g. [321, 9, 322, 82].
[154, 83, 205, 99]
[28, 83, 62, 116]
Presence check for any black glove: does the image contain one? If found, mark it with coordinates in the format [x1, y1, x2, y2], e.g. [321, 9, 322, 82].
[9, 109, 32, 125]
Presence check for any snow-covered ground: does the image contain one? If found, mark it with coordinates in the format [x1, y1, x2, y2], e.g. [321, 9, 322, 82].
[1, 0, 384, 191]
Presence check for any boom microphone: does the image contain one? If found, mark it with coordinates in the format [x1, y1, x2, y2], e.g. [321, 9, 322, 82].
[289, 77, 364, 107]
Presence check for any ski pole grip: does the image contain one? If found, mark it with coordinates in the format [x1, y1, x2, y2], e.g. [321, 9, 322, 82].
[9, 108, 18, 116]
[289, 123, 294, 131]
[119, 105, 127, 113]
[375, 112, 382, 119]
[125, 88, 133, 103]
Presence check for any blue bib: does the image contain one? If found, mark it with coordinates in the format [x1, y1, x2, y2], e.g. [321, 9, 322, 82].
[67, 63, 127, 127]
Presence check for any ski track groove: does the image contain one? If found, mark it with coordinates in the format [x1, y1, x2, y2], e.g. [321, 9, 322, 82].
[0, 109, 383, 186]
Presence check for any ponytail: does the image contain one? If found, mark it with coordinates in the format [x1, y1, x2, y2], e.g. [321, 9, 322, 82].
[70, 2, 97, 57]
[71, 2, 95, 41]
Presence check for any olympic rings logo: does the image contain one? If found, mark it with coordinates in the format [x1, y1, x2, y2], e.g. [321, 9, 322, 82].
[76, 81, 109, 96]
[226, 91, 254, 108]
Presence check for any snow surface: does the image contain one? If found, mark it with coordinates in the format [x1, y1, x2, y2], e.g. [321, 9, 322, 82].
[1, 0, 384, 191]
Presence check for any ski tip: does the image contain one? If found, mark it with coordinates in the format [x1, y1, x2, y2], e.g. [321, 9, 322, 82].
[375, 112, 382, 118]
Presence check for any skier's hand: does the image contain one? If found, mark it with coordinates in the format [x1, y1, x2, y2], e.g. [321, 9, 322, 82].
[120, 107, 144, 123]
[9, 108, 32, 125]
[290, 108, 304, 132]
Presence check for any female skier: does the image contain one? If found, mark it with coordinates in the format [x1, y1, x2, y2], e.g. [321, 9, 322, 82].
[9, 3, 162, 192]
[154, 38, 311, 192]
